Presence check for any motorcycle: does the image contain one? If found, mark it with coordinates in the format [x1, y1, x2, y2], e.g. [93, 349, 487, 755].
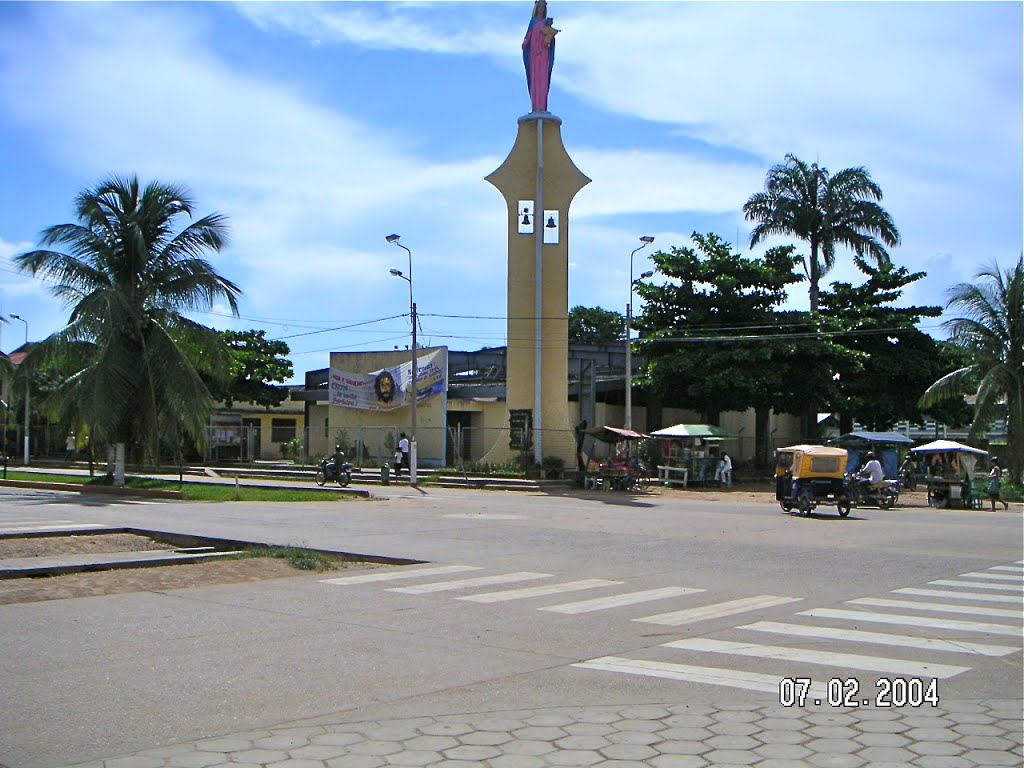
[844, 473, 900, 509]
[899, 466, 917, 491]
[316, 456, 353, 488]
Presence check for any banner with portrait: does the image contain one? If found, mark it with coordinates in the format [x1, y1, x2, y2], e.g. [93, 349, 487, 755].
[329, 349, 446, 412]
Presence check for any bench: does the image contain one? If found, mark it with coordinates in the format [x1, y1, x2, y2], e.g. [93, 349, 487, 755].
[657, 465, 689, 488]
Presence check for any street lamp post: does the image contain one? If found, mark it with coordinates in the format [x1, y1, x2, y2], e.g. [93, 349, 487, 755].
[9, 314, 29, 465]
[625, 237, 654, 431]
[387, 234, 418, 486]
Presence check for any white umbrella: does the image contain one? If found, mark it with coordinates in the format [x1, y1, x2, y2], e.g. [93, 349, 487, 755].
[910, 440, 987, 455]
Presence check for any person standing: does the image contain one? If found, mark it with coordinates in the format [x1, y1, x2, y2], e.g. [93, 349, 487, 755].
[65, 432, 76, 463]
[719, 453, 732, 487]
[988, 458, 1010, 511]
[398, 433, 410, 478]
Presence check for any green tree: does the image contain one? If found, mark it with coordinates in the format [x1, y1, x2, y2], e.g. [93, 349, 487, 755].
[204, 330, 293, 409]
[569, 305, 624, 346]
[818, 259, 948, 432]
[635, 233, 809, 462]
[743, 153, 901, 313]
[14, 175, 241, 484]
[919, 256, 1024, 483]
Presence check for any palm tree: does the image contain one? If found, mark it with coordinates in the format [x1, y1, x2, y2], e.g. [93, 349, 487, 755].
[743, 153, 901, 312]
[919, 256, 1024, 484]
[15, 175, 241, 484]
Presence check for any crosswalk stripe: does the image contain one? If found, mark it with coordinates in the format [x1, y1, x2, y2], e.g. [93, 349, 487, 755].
[958, 571, 1023, 582]
[573, 656, 829, 697]
[539, 587, 706, 614]
[457, 579, 622, 603]
[990, 565, 1024, 573]
[849, 597, 1022, 619]
[740, 620, 1020, 657]
[388, 572, 551, 594]
[634, 595, 801, 626]
[802, 608, 1023, 636]
[893, 587, 1023, 604]
[662, 638, 970, 678]
[320, 565, 481, 585]
[930, 579, 1022, 592]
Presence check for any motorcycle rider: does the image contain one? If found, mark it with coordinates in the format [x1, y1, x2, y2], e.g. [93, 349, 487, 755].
[329, 444, 346, 479]
[857, 451, 885, 497]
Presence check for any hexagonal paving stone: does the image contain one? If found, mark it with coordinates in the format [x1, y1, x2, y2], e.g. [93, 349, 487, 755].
[599, 743, 659, 761]
[753, 730, 811, 746]
[906, 740, 964, 757]
[805, 726, 859, 740]
[853, 719, 909, 734]
[266, 759, 323, 768]
[324, 756, 385, 768]
[288, 744, 353, 761]
[853, 746, 917, 764]
[418, 722, 476, 737]
[952, 722, 1005, 737]
[614, 719, 667, 733]
[168, 754, 226, 768]
[363, 726, 421, 742]
[852, 732, 910, 748]
[563, 722, 616, 737]
[441, 745, 503, 761]
[489, 754, 548, 768]
[960, 749, 1022, 766]
[383, 749, 442, 766]
[912, 757, 974, 768]
[657, 727, 713, 742]
[196, 738, 256, 753]
[805, 753, 866, 768]
[555, 735, 611, 751]
[713, 710, 761, 723]
[662, 715, 715, 729]
[755, 718, 809, 732]
[709, 721, 762, 737]
[569, 709, 624, 725]
[805, 713, 858, 727]
[525, 714, 576, 727]
[648, 755, 709, 768]
[545, 749, 604, 766]
[511, 726, 568, 741]
[104, 757, 165, 768]
[313, 732, 367, 747]
[955, 735, 1016, 751]
[906, 728, 959, 742]
[255, 737, 310, 751]
[231, 750, 289, 765]
[651, 741, 712, 756]
[458, 731, 513, 747]
[500, 740, 557, 757]
[617, 706, 672, 721]
[476, 718, 527, 732]
[705, 735, 760, 752]
[348, 741, 402, 756]
[752, 743, 813, 760]
[701, 748, 759, 765]
[804, 738, 861, 754]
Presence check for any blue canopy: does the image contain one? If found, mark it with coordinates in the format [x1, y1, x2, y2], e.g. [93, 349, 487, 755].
[833, 431, 915, 445]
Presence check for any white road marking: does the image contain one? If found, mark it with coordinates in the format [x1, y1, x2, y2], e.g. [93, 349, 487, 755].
[802, 608, 1022, 636]
[388, 572, 551, 594]
[989, 565, 1024, 573]
[320, 565, 481, 585]
[849, 597, 1023, 619]
[930, 579, 1022, 592]
[442, 513, 525, 520]
[458, 579, 623, 603]
[662, 638, 970, 678]
[893, 587, 1023, 604]
[634, 595, 801, 626]
[539, 587, 706, 614]
[573, 656, 828, 698]
[958, 571, 1023, 582]
[740, 620, 1020, 657]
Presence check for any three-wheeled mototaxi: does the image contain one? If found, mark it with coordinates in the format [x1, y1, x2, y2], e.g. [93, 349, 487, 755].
[775, 445, 852, 517]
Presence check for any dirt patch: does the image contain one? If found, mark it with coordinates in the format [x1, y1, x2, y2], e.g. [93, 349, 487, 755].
[0, 533, 383, 605]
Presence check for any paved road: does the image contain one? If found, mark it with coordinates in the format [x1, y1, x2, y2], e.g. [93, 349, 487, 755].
[0, 484, 1020, 768]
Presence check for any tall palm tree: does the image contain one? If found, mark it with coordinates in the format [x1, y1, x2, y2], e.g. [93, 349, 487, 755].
[919, 256, 1024, 484]
[15, 175, 241, 484]
[743, 153, 901, 312]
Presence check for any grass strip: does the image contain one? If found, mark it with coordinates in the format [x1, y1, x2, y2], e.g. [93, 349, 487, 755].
[2, 471, 353, 503]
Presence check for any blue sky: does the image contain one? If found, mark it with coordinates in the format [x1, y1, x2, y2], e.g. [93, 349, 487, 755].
[1, 1, 1021, 384]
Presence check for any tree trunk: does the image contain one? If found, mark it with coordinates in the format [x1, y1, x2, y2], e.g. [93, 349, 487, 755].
[114, 443, 125, 487]
[755, 406, 771, 466]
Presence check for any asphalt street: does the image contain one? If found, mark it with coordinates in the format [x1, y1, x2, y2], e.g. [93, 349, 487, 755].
[0, 483, 1021, 768]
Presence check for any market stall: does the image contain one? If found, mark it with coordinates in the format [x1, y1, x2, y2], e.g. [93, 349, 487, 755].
[582, 425, 649, 491]
[910, 439, 989, 508]
[649, 424, 733, 486]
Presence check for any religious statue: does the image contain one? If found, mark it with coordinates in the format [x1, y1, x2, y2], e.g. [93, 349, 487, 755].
[522, 0, 559, 112]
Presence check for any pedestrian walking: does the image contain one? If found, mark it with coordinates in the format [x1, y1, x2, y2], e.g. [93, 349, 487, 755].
[65, 432, 76, 463]
[988, 458, 1010, 511]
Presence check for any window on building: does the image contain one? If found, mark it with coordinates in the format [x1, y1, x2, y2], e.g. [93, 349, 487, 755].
[271, 418, 297, 443]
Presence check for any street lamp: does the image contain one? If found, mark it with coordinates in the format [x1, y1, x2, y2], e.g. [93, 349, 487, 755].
[625, 236, 654, 431]
[9, 314, 29, 465]
[387, 234, 418, 486]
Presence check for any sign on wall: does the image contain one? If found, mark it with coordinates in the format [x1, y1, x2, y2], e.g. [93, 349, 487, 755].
[329, 349, 446, 412]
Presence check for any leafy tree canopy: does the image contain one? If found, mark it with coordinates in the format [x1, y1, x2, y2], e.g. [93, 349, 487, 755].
[204, 329, 294, 409]
[569, 305, 624, 346]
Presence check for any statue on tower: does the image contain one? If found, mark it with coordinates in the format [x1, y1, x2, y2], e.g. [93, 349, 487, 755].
[522, 0, 559, 112]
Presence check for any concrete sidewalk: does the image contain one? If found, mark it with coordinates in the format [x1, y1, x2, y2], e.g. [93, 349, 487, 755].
[60, 699, 1023, 768]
